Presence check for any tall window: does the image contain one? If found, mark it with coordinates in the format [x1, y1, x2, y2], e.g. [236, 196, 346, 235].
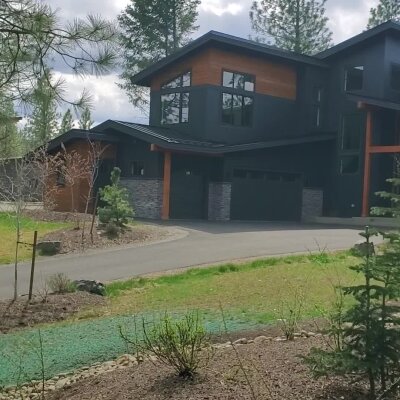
[160, 72, 191, 125]
[339, 113, 363, 175]
[222, 93, 253, 126]
[391, 64, 400, 91]
[313, 86, 323, 128]
[345, 66, 364, 91]
[221, 70, 254, 127]
[223, 71, 255, 92]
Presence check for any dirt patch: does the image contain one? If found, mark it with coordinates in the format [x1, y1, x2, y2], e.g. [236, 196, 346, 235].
[0, 292, 106, 334]
[48, 336, 368, 400]
[43, 224, 181, 255]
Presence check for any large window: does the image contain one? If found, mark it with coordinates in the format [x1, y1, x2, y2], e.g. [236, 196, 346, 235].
[160, 72, 191, 125]
[161, 92, 189, 124]
[339, 113, 363, 175]
[345, 66, 364, 91]
[391, 64, 400, 91]
[223, 70, 255, 92]
[312, 86, 323, 128]
[162, 71, 191, 89]
[341, 114, 362, 150]
[222, 93, 253, 126]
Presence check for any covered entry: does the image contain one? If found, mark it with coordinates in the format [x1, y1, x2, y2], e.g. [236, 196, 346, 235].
[230, 169, 303, 221]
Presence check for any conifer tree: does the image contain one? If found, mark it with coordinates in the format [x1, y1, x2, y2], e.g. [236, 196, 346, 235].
[78, 107, 93, 130]
[250, 0, 333, 55]
[24, 73, 59, 148]
[59, 109, 74, 134]
[367, 0, 400, 29]
[118, 0, 200, 109]
[0, 93, 20, 157]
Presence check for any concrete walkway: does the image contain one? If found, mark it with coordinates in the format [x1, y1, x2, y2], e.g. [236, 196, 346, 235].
[0, 221, 362, 299]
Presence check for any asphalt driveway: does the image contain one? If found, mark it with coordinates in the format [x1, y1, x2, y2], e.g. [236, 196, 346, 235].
[0, 221, 362, 299]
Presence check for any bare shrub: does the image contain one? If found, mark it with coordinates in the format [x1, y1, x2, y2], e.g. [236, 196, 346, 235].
[121, 312, 210, 379]
[46, 273, 76, 294]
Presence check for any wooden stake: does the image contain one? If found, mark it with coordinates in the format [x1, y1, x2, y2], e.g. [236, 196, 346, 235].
[28, 230, 38, 301]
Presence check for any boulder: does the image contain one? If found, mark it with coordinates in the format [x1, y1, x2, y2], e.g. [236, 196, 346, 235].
[73, 280, 106, 296]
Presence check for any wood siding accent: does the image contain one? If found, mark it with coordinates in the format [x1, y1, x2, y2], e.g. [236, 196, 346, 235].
[50, 140, 117, 213]
[151, 47, 297, 100]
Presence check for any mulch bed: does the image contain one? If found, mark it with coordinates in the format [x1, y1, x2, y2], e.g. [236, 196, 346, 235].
[0, 292, 106, 334]
[48, 336, 368, 400]
[43, 224, 174, 254]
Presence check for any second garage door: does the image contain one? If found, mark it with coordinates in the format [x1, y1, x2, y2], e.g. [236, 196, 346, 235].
[230, 169, 303, 221]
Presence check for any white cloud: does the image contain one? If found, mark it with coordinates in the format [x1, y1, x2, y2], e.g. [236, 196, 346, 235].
[201, 0, 243, 16]
[56, 73, 148, 126]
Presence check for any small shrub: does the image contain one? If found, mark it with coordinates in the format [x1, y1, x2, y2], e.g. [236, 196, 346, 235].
[98, 167, 134, 227]
[121, 312, 210, 378]
[104, 221, 120, 239]
[47, 273, 76, 294]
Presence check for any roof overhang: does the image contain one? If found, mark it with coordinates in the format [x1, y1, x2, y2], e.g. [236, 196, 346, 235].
[347, 94, 400, 111]
[317, 20, 400, 59]
[131, 31, 329, 87]
[46, 129, 120, 152]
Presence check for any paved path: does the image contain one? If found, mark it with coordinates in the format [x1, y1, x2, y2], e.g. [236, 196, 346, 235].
[0, 221, 362, 299]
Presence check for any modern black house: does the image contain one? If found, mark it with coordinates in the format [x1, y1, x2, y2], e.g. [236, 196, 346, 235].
[49, 21, 400, 221]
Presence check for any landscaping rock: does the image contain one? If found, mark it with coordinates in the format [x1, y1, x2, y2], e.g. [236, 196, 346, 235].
[233, 338, 248, 345]
[73, 280, 106, 296]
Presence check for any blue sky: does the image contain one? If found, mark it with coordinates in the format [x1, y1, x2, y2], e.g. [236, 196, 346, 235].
[46, 0, 378, 125]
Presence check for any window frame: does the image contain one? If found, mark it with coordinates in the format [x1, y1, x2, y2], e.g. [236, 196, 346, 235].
[129, 161, 145, 177]
[161, 70, 192, 90]
[221, 69, 256, 93]
[344, 65, 364, 92]
[160, 92, 190, 125]
[221, 92, 254, 127]
[339, 155, 360, 175]
[390, 63, 400, 91]
[312, 86, 324, 128]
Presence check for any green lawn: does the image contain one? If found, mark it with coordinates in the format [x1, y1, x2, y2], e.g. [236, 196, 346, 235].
[81, 251, 362, 326]
[0, 213, 71, 264]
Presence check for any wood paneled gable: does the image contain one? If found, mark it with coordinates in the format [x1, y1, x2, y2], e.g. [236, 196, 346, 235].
[151, 47, 297, 101]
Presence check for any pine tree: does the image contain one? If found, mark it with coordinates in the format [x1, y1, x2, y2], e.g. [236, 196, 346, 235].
[78, 107, 93, 130]
[250, 0, 333, 55]
[367, 0, 400, 29]
[118, 0, 200, 109]
[24, 73, 59, 148]
[59, 109, 74, 134]
[0, 93, 20, 157]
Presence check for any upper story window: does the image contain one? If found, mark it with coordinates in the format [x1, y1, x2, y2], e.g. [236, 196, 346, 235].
[162, 71, 191, 89]
[160, 71, 191, 124]
[390, 64, 400, 91]
[222, 93, 253, 127]
[223, 70, 255, 92]
[345, 66, 364, 91]
[313, 86, 323, 128]
[161, 92, 189, 124]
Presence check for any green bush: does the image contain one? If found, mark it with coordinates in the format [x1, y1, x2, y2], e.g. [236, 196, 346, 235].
[98, 167, 134, 227]
[121, 312, 210, 378]
[47, 273, 76, 294]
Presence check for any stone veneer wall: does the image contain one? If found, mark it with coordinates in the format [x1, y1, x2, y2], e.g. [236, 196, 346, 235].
[208, 182, 231, 221]
[120, 178, 163, 219]
[302, 188, 323, 221]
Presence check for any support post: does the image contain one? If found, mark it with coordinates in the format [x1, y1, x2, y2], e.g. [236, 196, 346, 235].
[362, 109, 373, 217]
[28, 230, 38, 301]
[162, 151, 171, 220]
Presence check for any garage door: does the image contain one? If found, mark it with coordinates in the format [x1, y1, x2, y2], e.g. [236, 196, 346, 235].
[170, 170, 206, 219]
[230, 170, 303, 221]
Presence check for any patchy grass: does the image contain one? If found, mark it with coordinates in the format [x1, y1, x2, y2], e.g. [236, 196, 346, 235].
[85, 251, 361, 326]
[0, 212, 71, 264]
